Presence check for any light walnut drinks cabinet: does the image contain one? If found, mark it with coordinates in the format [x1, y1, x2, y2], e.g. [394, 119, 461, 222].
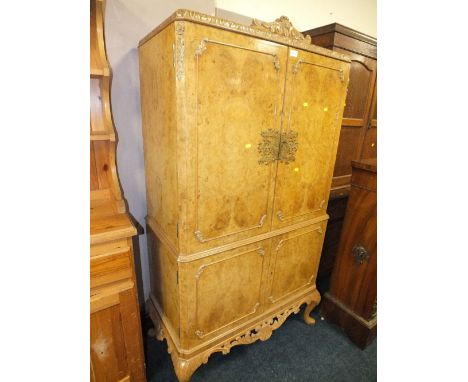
[138, 10, 350, 381]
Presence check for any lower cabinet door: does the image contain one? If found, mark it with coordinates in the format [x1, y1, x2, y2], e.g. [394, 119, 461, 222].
[183, 239, 271, 344]
[267, 221, 326, 305]
[90, 285, 146, 382]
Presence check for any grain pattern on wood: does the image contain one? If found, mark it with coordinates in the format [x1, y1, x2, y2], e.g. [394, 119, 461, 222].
[272, 48, 348, 229]
[90, 0, 146, 380]
[321, 158, 377, 348]
[302, 23, 377, 280]
[140, 11, 349, 381]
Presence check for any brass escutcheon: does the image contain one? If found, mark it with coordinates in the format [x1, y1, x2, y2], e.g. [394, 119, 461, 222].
[258, 129, 298, 164]
[278, 130, 298, 164]
[258, 129, 281, 165]
[352, 245, 369, 264]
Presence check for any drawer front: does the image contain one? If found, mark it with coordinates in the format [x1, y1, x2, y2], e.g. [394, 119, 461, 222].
[181, 239, 271, 344]
[267, 221, 326, 305]
[91, 248, 133, 289]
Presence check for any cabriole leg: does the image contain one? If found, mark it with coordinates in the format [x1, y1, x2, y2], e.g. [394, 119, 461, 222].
[303, 289, 321, 325]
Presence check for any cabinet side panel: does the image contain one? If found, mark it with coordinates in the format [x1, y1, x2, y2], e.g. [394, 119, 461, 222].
[148, 225, 180, 339]
[139, 26, 179, 248]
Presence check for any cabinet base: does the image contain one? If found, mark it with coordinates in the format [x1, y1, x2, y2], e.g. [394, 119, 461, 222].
[147, 289, 320, 382]
[321, 292, 376, 349]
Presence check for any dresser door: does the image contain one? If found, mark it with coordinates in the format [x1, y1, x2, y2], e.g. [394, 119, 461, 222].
[272, 48, 349, 229]
[183, 22, 288, 252]
[360, 82, 377, 159]
[90, 282, 146, 382]
[331, 49, 377, 191]
[267, 221, 326, 305]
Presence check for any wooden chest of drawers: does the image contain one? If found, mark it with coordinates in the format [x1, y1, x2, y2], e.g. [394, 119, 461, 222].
[320, 158, 377, 349]
[139, 10, 350, 381]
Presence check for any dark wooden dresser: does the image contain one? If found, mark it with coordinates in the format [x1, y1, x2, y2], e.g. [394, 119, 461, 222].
[320, 158, 377, 349]
[302, 24, 377, 278]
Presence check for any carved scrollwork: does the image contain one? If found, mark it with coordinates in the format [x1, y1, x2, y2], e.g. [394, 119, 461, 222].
[273, 55, 280, 70]
[195, 266, 205, 279]
[194, 230, 204, 242]
[165, 10, 350, 63]
[195, 37, 208, 56]
[175, 23, 185, 81]
[292, 59, 302, 74]
[148, 291, 320, 382]
[277, 211, 285, 221]
[251, 16, 312, 44]
[339, 69, 345, 83]
[209, 296, 311, 356]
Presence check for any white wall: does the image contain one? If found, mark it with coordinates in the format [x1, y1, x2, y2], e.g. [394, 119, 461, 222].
[104, 0, 376, 302]
[215, 0, 376, 37]
[105, 0, 215, 301]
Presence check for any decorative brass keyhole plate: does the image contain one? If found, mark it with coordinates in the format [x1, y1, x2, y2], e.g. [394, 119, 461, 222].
[278, 130, 298, 164]
[258, 129, 281, 165]
[258, 129, 298, 164]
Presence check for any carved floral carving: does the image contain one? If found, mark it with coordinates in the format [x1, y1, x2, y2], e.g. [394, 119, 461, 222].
[175, 23, 185, 81]
[251, 16, 312, 44]
[147, 291, 320, 382]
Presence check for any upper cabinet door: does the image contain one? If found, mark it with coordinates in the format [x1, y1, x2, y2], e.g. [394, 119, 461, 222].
[272, 49, 349, 229]
[183, 22, 288, 253]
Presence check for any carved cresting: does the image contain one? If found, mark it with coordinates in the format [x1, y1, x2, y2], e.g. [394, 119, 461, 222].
[251, 16, 312, 44]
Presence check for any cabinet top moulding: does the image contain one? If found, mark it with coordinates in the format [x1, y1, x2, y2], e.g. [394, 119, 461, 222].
[138, 9, 351, 63]
[303, 23, 376, 59]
